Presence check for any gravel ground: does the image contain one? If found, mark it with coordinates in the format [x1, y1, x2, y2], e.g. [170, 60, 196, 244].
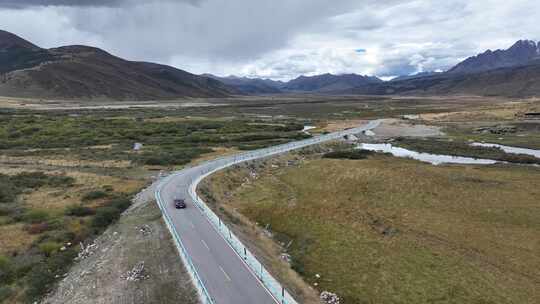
[369, 118, 443, 139]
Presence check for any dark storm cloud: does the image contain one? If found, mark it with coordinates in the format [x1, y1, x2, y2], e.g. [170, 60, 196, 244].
[0, 0, 538, 79]
[0, 0, 123, 7]
[0, 0, 200, 8]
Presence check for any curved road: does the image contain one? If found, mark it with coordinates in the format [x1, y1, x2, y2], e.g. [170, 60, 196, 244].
[155, 120, 381, 304]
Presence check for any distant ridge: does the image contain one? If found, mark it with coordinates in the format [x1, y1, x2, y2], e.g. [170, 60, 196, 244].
[2, 29, 539, 99]
[282, 73, 382, 92]
[0, 30, 235, 100]
[202, 74, 282, 94]
[449, 40, 540, 74]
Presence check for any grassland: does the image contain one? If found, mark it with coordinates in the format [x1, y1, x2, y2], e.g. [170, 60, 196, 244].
[417, 99, 540, 149]
[0, 170, 144, 303]
[0, 104, 318, 303]
[42, 196, 199, 304]
[2, 95, 539, 303]
[0, 97, 315, 303]
[202, 153, 540, 304]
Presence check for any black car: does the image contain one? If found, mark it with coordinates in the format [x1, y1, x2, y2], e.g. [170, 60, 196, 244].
[174, 198, 186, 209]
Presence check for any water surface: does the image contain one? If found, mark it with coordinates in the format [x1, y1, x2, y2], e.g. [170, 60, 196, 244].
[358, 143, 498, 165]
[471, 143, 540, 158]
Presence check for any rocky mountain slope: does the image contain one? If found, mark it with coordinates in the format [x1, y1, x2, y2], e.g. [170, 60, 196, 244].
[203, 74, 283, 94]
[206, 73, 383, 94]
[347, 61, 540, 97]
[344, 40, 540, 97]
[0, 30, 235, 100]
[449, 40, 540, 74]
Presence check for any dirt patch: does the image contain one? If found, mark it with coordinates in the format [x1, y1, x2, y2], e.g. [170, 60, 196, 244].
[370, 118, 443, 138]
[322, 119, 368, 132]
[42, 186, 199, 304]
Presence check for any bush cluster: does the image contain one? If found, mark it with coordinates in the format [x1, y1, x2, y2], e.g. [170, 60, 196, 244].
[323, 150, 374, 160]
[91, 197, 132, 228]
[81, 190, 108, 201]
[0, 172, 75, 204]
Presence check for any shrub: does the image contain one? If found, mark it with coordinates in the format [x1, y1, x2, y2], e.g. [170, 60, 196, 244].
[91, 207, 121, 228]
[323, 150, 374, 160]
[10, 172, 75, 189]
[23, 210, 49, 224]
[0, 175, 18, 203]
[26, 222, 50, 234]
[82, 190, 108, 201]
[25, 263, 55, 301]
[291, 258, 306, 275]
[38, 242, 62, 257]
[109, 197, 131, 211]
[0, 255, 14, 284]
[0, 286, 13, 302]
[65, 205, 95, 217]
[0, 172, 75, 204]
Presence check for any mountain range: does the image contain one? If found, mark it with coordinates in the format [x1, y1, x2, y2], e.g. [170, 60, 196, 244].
[202, 74, 283, 94]
[1, 29, 540, 99]
[0, 30, 235, 100]
[448, 40, 540, 74]
[205, 73, 383, 95]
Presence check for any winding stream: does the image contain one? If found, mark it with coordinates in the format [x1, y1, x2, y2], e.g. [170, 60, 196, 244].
[471, 142, 540, 158]
[357, 143, 498, 165]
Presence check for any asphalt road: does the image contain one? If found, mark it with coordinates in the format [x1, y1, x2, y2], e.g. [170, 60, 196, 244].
[156, 120, 381, 304]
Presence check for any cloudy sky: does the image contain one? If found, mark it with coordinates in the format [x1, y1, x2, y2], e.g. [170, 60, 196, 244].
[0, 0, 538, 80]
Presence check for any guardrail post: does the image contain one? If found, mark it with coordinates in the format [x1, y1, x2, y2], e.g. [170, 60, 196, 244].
[282, 287, 285, 304]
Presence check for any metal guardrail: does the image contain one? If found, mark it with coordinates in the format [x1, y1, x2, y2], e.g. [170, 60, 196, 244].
[156, 120, 381, 304]
[155, 180, 215, 304]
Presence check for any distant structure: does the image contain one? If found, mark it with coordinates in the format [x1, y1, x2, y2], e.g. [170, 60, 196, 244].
[133, 143, 143, 151]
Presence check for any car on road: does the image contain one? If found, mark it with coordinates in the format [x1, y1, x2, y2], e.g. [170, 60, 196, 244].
[174, 198, 186, 209]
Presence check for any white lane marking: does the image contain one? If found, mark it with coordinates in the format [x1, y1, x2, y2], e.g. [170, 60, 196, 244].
[219, 266, 232, 282]
[201, 239, 210, 251]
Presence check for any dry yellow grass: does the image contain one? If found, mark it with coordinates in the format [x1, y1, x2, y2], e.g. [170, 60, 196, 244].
[0, 223, 38, 255]
[0, 154, 131, 168]
[190, 147, 239, 165]
[420, 100, 540, 122]
[205, 155, 540, 304]
[21, 171, 144, 211]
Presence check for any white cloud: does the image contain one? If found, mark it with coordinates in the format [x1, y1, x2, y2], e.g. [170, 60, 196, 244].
[1, 0, 539, 80]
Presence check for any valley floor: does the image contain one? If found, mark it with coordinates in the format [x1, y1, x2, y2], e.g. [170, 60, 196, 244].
[201, 149, 540, 304]
[198, 100, 540, 304]
[1, 95, 539, 303]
